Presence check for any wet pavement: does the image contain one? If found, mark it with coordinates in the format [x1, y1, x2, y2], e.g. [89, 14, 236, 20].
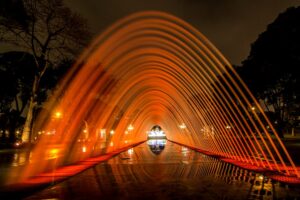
[0, 148, 31, 187]
[12, 139, 299, 200]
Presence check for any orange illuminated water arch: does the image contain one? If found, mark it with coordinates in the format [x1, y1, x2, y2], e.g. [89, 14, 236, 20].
[15, 11, 299, 182]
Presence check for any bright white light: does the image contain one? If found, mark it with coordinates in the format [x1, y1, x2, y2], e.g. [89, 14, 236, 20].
[110, 130, 114, 135]
[82, 146, 87, 153]
[179, 123, 186, 129]
[128, 148, 134, 155]
[100, 129, 106, 138]
[46, 130, 55, 135]
[226, 125, 231, 129]
[182, 147, 189, 156]
[148, 130, 166, 138]
[128, 124, 134, 131]
[147, 139, 166, 145]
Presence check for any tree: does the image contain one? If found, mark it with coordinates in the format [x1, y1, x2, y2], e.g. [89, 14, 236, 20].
[0, 0, 91, 143]
[0, 51, 35, 142]
[240, 6, 300, 137]
[0, 51, 72, 142]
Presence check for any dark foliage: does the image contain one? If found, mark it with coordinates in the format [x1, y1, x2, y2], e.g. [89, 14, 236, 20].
[239, 6, 300, 136]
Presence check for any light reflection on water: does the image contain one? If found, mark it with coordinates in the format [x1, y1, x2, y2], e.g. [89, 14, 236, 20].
[22, 141, 300, 200]
[11, 151, 32, 167]
[0, 150, 32, 168]
[147, 139, 166, 155]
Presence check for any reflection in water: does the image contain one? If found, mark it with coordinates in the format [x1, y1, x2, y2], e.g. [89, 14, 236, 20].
[147, 139, 166, 155]
[0, 150, 32, 187]
[24, 142, 300, 200]
[11, 151, 32, 167]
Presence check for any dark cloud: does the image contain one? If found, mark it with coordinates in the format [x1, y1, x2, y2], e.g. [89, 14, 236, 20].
[65, 0, 300, 65]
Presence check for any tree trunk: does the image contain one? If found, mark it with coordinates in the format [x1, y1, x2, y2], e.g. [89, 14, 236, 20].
[21, 75, 39, 143]
[21, 96, 35, 143]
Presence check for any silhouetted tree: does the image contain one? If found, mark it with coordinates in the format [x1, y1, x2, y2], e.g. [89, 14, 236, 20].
[0, 51, 34, 142]
[240, 6, 300, 137]
[0, 52, 72, 142]
[0, 0, 91, 143]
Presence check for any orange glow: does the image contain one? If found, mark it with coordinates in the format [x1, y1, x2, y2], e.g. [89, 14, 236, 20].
[47, 148, 60, 159]
[8, 11, 299, 185]
[54, 111, 62, 119]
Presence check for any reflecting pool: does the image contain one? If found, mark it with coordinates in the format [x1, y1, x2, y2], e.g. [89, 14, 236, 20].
[23, 141, 300, 200]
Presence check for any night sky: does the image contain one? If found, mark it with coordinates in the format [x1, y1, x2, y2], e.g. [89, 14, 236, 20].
[64, 0, 300, 65]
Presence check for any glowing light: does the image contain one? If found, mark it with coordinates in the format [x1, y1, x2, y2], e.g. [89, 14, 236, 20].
[83, 129, 88, 133]
[100, 129, 106, 138]
[54, 111, 62, 119]
[15, 142, 20, 147]
[47, 148, 60, 159]
[182, 147, 189, 156]
[110, 130, 115, 135]
[148, 129, 166, 138]
[46, 130, 55, 135]
[179, 123, 186, 129]
[82, 146, 87, 153]
[225, 125, 231, 129]
[127, 124, 134, 131]
[128, 148, 134, 155]
[259, 175, 264, 180]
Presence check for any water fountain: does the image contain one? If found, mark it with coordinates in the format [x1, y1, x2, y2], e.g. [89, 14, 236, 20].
[7, 11, 299, 185]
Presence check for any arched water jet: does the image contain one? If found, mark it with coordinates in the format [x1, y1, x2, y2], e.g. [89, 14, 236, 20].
[10, 11, 299, 184]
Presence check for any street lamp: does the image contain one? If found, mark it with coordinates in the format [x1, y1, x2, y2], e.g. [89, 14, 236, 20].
[54, 111, 62, 119]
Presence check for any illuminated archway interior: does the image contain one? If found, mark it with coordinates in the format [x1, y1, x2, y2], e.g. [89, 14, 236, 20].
[13, 11, 299, 182]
